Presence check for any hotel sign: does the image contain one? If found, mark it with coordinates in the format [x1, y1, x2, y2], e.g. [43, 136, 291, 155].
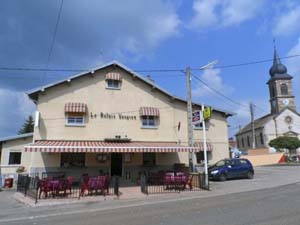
[90, 112, 137, 120]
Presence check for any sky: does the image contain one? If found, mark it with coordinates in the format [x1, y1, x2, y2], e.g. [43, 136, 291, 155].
[0, 0, 300, 138]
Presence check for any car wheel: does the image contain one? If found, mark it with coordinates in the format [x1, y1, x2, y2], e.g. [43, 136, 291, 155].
[219, 174, 226, 181]
[247, 171, 254, 179]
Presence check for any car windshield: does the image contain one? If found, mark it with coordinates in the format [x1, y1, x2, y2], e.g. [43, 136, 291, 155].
[215, 160, 226, 167]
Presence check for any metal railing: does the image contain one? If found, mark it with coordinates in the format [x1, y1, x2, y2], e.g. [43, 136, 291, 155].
[141, 173, 209, 195]
[16, 174, 120, 204]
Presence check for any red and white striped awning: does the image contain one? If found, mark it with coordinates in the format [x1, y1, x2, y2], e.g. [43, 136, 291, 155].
[25, 140, 199, 153]
[65, 102, 87, 113]
[139, 107, 160, 117]
[194, 142, 213, 151]
[105, 72, 122, 81]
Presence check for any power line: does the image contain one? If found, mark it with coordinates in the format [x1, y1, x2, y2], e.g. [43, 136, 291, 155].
[191, 54, 300, 71]
[44, 0, 64, 82]
[0, 54, 299, 74]
[190, 71, 249, 109]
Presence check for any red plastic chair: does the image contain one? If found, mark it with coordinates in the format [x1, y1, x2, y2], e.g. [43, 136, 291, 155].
[66, 176, 75, 194]
[80, 174, 90, 196]
[38, 179, 52, 199]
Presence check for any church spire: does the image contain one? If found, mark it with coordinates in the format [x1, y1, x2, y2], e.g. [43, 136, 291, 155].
[273, 39, 281, 66]
[269, 40, 288, 77]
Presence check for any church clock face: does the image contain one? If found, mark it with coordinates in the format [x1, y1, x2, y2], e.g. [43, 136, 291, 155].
[282, 99, 289, 106]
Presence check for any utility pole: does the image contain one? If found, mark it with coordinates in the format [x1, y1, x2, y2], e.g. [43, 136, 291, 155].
[250, 102, 256, 149]
[186, 66, 194, 172]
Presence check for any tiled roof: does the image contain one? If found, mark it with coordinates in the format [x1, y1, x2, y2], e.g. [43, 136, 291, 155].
[236, 114, 273, 135]
[26, 61, 234, 117]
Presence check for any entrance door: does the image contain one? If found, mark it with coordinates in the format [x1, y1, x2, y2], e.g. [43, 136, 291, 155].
[111, 153, 122, 176]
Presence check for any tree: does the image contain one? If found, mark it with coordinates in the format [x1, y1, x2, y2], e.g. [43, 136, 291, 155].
[18, 115, 34, 134]
[269, 136, 300, 155]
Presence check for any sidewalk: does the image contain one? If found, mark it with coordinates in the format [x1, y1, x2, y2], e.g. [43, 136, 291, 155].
[1, 166, 300, 223]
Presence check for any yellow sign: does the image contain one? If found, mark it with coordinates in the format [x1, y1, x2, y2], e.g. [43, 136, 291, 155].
[203, 107, 212, 120]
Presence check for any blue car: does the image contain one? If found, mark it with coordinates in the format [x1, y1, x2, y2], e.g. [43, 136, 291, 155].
[208, 158, 254, 181]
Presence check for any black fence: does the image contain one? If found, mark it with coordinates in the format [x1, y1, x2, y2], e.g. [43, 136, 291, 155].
[16, 174, 120, 204]
[16, 174, 39, 203]
[141, 173, 209, 195]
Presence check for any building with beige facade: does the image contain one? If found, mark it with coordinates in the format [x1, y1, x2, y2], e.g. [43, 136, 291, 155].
[1, 61, 233, 183]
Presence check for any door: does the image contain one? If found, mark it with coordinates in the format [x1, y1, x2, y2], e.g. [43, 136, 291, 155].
[111, 153, 122, 176]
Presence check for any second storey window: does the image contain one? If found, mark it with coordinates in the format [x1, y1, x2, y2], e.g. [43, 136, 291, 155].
[142, 116, 155, 127]
[139, 107, 160, 128]
[67, 115, 84, 126]
[65, 102, 87, 127]
[106, 72, 122, 89]
[194, 122, 203, 129]
[106, 79, 121, 89]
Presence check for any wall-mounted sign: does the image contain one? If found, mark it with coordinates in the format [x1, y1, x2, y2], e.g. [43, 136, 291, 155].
[203, 107, 212, 120]
[192, 111, 203, 125]
[90, 112, 137, 120]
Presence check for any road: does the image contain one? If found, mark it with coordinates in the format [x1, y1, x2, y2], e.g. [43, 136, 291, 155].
[3, 182, 300, 225]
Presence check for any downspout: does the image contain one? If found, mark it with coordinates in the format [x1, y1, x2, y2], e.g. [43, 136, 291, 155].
[273, 117, 278, 138]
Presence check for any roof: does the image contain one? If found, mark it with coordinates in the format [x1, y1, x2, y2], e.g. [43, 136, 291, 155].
[268, 48, 292, 83]
[24, 140, 211, 153]
[0, 133, 33, 143]
[236, 114, 274, 135]
[26, 60, 234, 117]
[236, 107, 300, 136]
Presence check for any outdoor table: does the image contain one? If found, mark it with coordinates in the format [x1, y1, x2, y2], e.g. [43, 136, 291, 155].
[49, 179, 67, 197]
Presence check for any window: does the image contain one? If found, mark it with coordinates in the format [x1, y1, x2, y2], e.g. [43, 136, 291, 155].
[61, 153, 85, 168]
[194, 122, 203, 129]
[142, 116, 156, 128]
[196, 152, 204, 164]
[9, 152, 21, 165]
[270, 84, 276, 97]
[236, 138, 240, 148]
[247, 136, 250, 147]
[143, 153, 156, 166]
[281, 84, 288, 95]
[260, 133, 264, 145]
[66, 115, 84, 126]
[242, 138, 245, 148]
[106, 79, 121, 89]
[240, 159, 248, 164]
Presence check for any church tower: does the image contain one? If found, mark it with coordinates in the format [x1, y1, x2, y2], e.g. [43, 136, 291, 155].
[268, 47, 296, 114]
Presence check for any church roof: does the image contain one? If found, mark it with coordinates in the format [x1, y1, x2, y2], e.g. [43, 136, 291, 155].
[235, 114, 273, 135]
[268, 48, 292, 83]
[236, 107, 300, 136]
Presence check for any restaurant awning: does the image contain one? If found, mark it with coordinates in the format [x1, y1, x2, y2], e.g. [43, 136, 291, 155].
[105, 72, 122, 81]
[24, 140, 200, 153]
[194, 142, 213, 151]
[139, 107, 160, 117]
[65, 102, 87, 113]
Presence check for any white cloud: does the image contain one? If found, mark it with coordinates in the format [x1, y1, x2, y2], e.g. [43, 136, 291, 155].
[221, 0, 265, 27]
[189, 0, 264, 30]
[189, 0, 219, 29]
[286, 38, 300, 76]
[53, 0, 181, 66]
[0, 89, 35, 137]
[192, 68, 234, 98]
[273, 4, 300, 36]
